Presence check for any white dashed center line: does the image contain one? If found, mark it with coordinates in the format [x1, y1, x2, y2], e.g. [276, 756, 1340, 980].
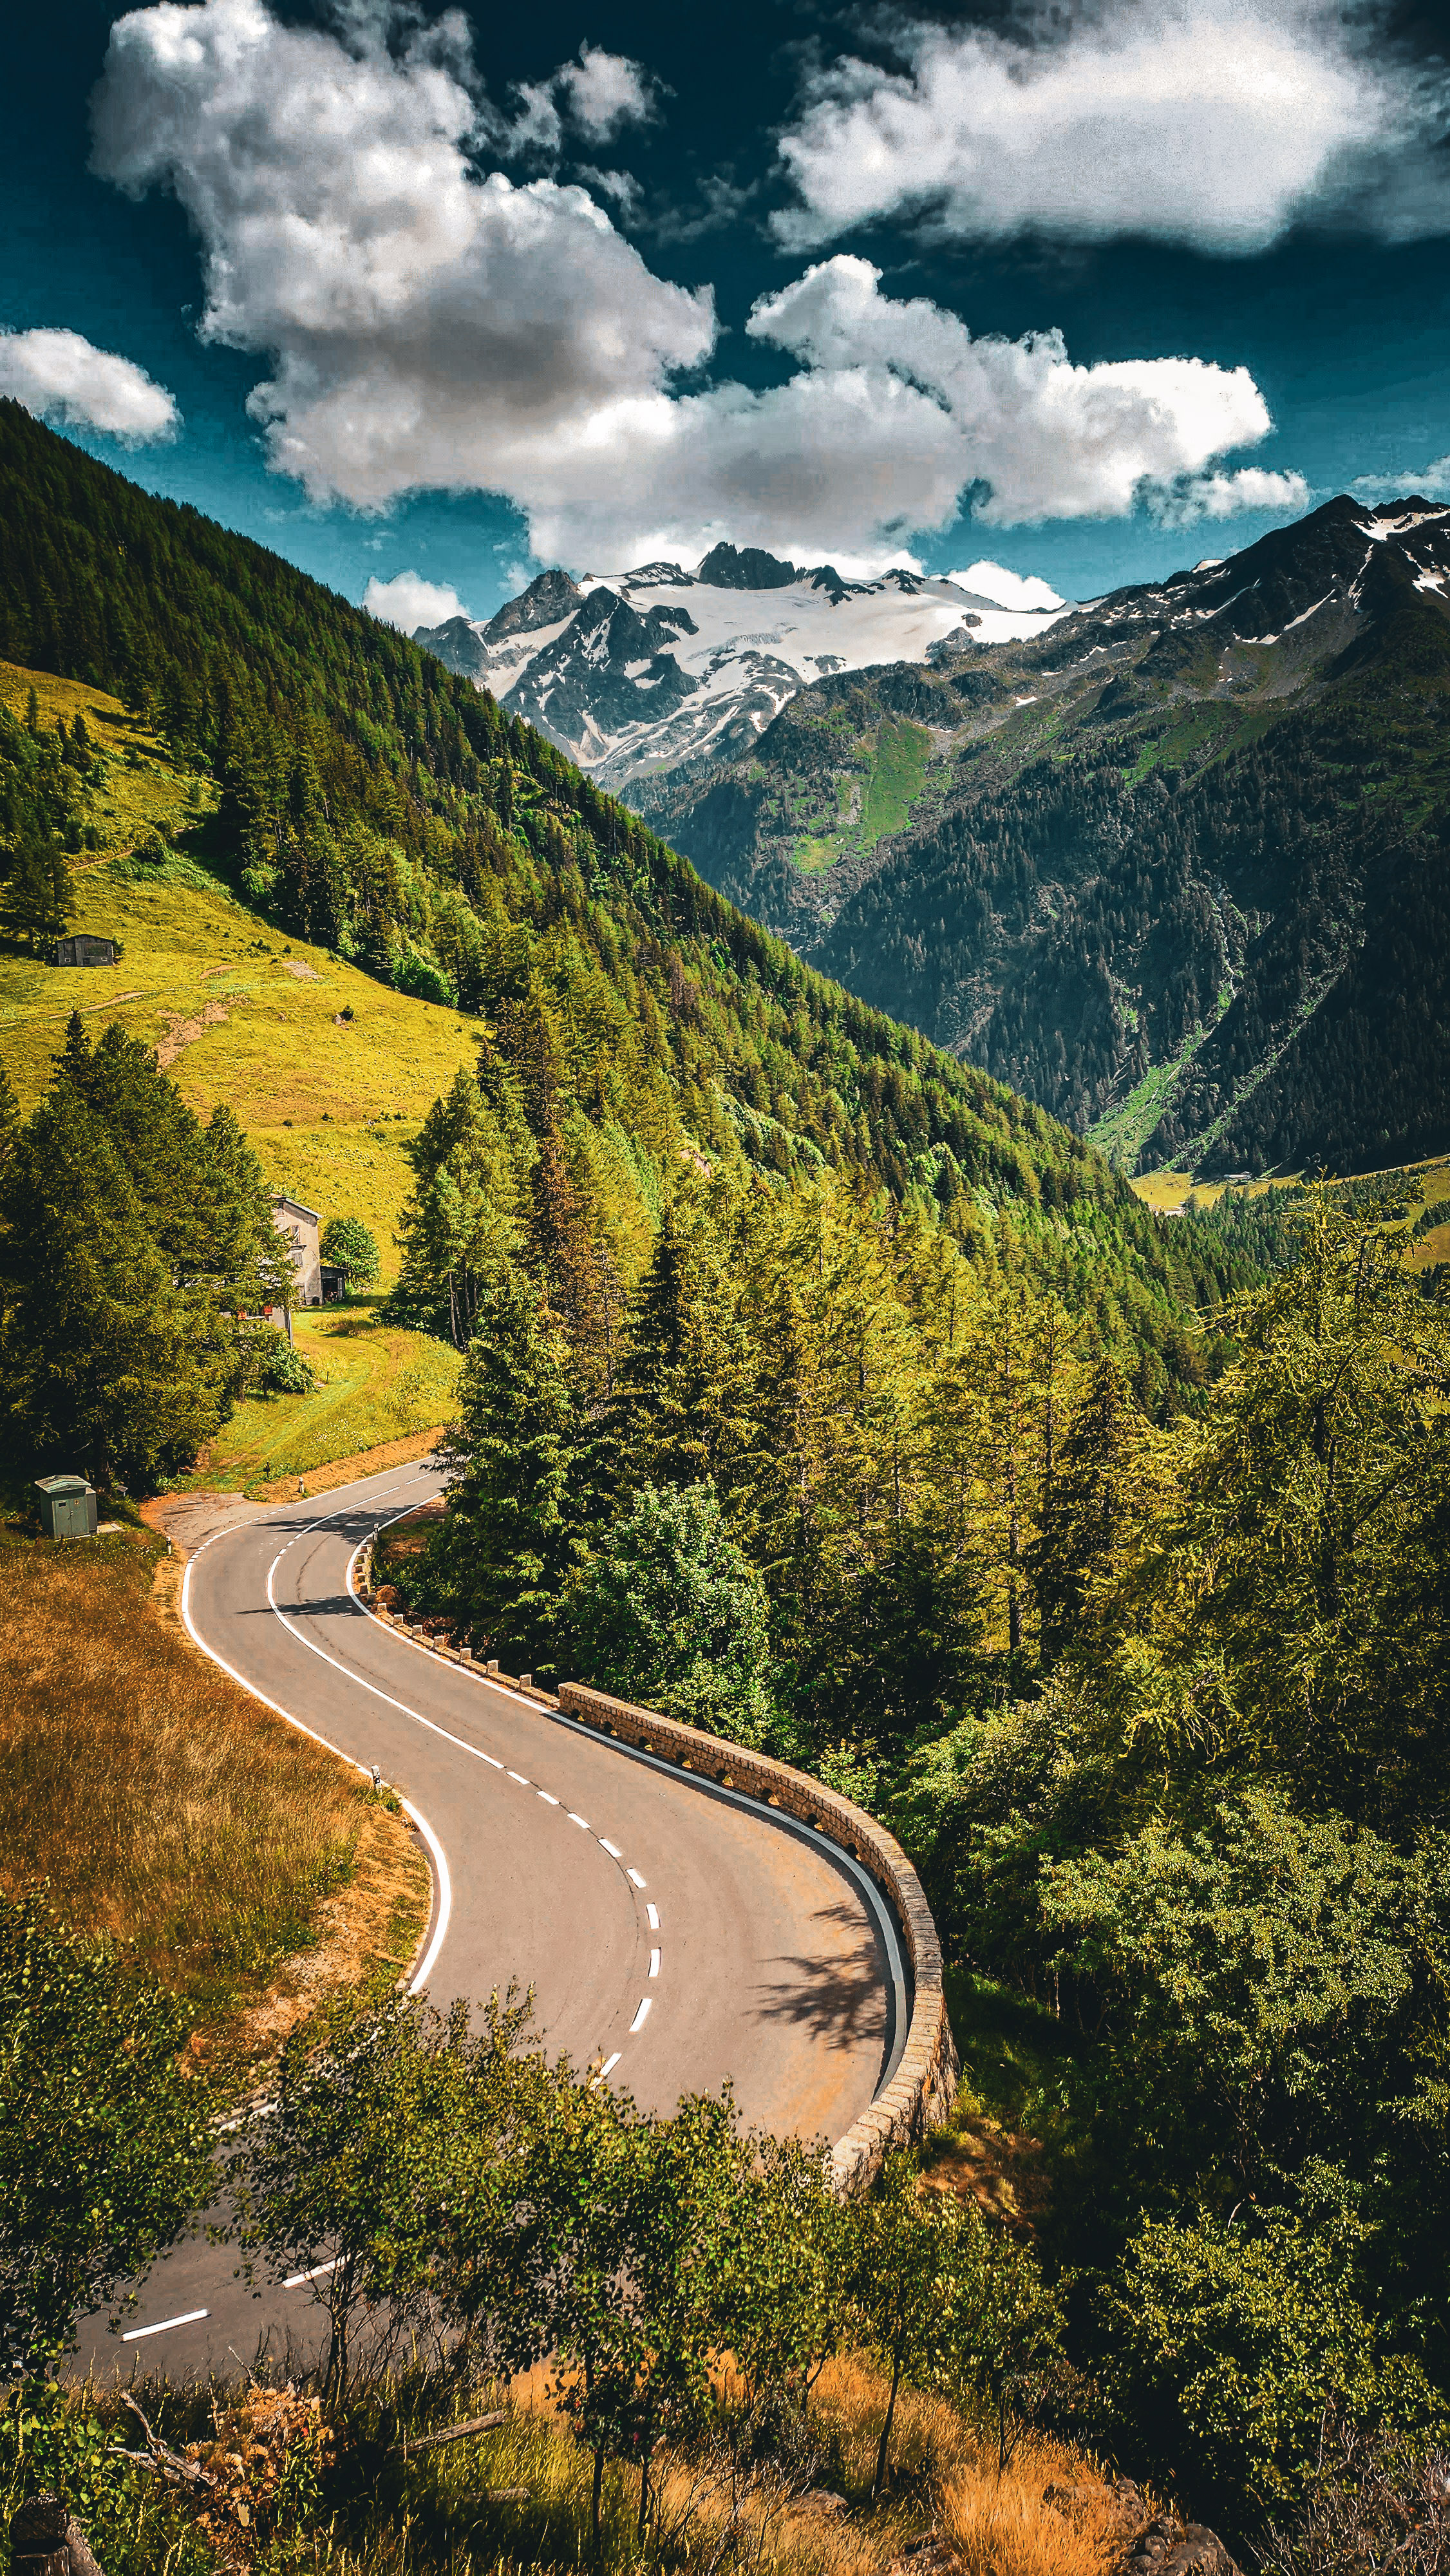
[538, 1790, 559, 1805]
[627, 1868, 646, 1888]
[568, 1813, 590, 1829]
[284, 2258, 341, 2288]
[507, 1771, 529, 1785]
[646, 1903, 660, 1931]
[629, 1998, 652, 2033]
[599, 1838, 622, 1858]
[123, 2309, 208, 2341]
[648, 1949, 661, 1977]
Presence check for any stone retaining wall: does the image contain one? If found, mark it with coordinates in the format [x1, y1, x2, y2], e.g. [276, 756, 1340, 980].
[355, 1543, 959, 2192]
[557, 1681, 959, 2194]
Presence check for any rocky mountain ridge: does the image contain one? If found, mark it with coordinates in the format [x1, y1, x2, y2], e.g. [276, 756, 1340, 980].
[632, 496, 1450, 1177]
[415, 543, 1068, 791]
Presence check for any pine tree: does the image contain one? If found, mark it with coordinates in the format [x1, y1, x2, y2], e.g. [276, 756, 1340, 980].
[1028, 1357, 1142, 1666]
[0, 1082, 227, 1486]
[0, 1061, 19, 1179]
[529, 1115, 608, 1396]
[433, 1260, 586, 1674]
[614, 1202, 730, 1494]
[0, 838, 75, 951]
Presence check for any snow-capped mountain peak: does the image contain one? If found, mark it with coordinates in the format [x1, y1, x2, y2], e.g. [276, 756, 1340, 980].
[413, 545, 1071, 790]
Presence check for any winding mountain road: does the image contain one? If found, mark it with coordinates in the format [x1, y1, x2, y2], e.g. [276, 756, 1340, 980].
[75, 1460, 904, 2382]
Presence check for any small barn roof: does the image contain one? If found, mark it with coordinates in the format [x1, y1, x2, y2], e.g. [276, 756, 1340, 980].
[270, 1191, 320, 1224]
[35, 1473, 94, 1496]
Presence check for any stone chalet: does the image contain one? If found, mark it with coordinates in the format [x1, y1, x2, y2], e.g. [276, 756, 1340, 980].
[270, 1192, 323, 1309]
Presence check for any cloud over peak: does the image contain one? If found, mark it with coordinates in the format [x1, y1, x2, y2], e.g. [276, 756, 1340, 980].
[0, 327, 178, 440]
[363, 569, 468, 630]
[775, 0, 1450, 254]
[90, 0, 1308, 569]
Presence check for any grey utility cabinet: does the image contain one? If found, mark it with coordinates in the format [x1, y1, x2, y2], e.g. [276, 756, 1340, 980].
[35, 1475, 99, 1540]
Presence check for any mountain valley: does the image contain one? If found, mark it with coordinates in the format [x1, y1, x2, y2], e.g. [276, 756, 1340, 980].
[623, 498, 1450, 1177]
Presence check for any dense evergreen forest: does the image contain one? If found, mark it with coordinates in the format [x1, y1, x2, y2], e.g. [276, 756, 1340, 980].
[384, 1159, 1450, 2543]
[644, 497, 1450, 1179]
[3, 417, 1449, 2561]
[0, 402, 1248, 1426]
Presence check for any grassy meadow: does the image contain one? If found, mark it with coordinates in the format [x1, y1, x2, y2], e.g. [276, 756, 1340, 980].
[1132, 1150, 1450, 1221]
[0, 1531, 429, 2060]
[202, 1302, 462, 1493]
[0, 659, 478, 1239]
[0, 656, 480, 1481]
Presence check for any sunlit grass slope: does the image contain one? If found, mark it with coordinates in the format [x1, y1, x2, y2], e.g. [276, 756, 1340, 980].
[0, 660, 478, 1478]
[201, 1303, 462, 1493]
[0, 1532, 429, 2053]
[0, 660, 478, 1265]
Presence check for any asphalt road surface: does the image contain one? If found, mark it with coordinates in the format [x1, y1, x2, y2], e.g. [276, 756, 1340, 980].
[75, 1460, 905, 2383]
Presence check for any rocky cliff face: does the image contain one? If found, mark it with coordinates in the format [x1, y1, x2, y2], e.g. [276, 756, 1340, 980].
[414, 553, 1067, 791]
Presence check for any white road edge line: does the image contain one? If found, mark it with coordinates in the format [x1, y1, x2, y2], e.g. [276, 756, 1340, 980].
[628, 1998, 652, 2033]
[181, 1515, 453, 1997]
[347, 1482, 908, 2092]
[122, 2309, 208, 2341]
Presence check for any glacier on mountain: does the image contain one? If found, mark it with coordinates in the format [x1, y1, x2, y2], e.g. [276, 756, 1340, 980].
[413, 545, 1072, 790]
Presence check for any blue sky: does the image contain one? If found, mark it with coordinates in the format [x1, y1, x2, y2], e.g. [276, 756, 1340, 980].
[2, 0, 1447, 625]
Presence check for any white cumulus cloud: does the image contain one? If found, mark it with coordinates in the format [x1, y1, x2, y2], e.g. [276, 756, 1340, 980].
[91, 0, 713, 522]
[1351, 457, 1450, 504]
[555, 45, 657, 142]
[0, 326, 179, 440]
[364, 569, 468, 630]
[775, 0, 1450, 254]
[951, 562, 1064, 611]
[1147, 468, 1312, 526]
[500, 43, 657, 160]
[89, 0, 1304, 569]
[748, 258, 1281, 528]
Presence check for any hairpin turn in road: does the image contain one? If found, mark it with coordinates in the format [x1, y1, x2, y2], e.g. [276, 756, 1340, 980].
[75, 1460, 907, 2381]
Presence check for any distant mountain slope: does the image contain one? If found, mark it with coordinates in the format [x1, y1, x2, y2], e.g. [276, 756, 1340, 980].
[0, 402, 1253, 1417]
[640, 498, 1450, 1177]
[416, 543, 1066, 793]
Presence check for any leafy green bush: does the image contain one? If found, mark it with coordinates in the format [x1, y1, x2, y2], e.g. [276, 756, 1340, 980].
[1102, 2209, 1444, 2526]
[0, 2380, 199, 2576]
[0, 1890, 215, 2374]
[394, 947, 455, 1009]
[252, 1333, 317, 1396]
[320, 1215, 379, 1292]
[567, 1481, 771, 1741]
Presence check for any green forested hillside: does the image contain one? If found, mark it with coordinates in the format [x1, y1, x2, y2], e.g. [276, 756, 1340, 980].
[4, 415, 1450, 2557]
[0, 402, 1247, 1422]
[639, 498, 1450, 1179]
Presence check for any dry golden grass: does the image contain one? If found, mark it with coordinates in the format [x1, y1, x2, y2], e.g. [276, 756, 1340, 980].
[311, 2354, 1133, 2576]
[0, 1534, 428, 2049]
[942, 2441, 1126, 2576]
